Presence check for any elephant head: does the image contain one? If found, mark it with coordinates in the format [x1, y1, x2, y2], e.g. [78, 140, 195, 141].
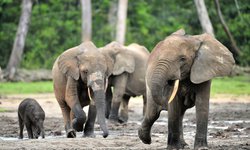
[57, 41, 113, 137]
[99, 41, 136, 76]
[32, 111, 45, 139]
[147, 29, 235, 104]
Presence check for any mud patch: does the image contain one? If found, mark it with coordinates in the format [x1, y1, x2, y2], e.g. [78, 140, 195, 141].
[0, 94, 249, 149]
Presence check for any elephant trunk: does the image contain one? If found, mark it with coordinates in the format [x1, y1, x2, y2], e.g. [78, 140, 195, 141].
[87, 72, 109, 138]
[150, 61, 180, 104]
[94, 90, 109, 138]
[150, 70, 168, 104]
[39, 123, 45, 138]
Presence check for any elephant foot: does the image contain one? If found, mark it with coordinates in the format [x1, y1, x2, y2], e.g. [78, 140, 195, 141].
[167, 145, 180, 150]
[109, 114, 119, 122]
[84, 128, 95, 138]
[195, 146, 209, 150]
[180, 139, 188, 148]
[66, 129, 76, 138]
[108, 116, 120, 124]
[83, 132, 95, 138]
[138, 127, 151, 144]
[118, 116, 128, 124]
[167, 144, 189, 150]
[72, 118, 85, 132]
[194, 137, 208, 150]
[119, 110, 128, 123]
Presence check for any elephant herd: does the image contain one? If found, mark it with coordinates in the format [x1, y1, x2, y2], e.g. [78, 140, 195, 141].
[49, 29, 235, 149]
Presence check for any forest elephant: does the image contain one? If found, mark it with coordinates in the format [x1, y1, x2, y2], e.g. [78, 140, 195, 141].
[138, 29, 235, 149]
[52, 41, 114, 138]
[18, 98, 45, 139]
[100, 42, 149, 123]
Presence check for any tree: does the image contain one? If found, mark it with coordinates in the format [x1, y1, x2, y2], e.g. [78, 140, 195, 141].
[116, 0, 128, 45]
[194, 0, 214, 36]
[80, 0, 92, 42]
[214, 0, 240, 56]
[6, 0, 33, 80]
[108, 0, 118, 40]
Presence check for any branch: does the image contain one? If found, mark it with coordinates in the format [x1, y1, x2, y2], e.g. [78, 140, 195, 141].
[214, 0, 241, 56]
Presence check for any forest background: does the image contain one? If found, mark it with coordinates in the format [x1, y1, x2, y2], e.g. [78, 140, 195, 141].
[0, 0, 249, 71]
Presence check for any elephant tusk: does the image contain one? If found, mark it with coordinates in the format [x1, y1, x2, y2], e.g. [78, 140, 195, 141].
[168, 80, 179, 104]
[88, 88, 95, 105]
[105, 78, 108, 92]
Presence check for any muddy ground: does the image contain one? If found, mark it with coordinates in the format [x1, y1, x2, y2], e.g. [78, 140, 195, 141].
[0, 93, 249, 150]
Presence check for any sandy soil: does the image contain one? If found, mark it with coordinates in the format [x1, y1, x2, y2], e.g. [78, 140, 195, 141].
[0, 93, 249, 150]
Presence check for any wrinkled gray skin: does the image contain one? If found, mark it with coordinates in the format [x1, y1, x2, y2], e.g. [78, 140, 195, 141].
[100, 42, 149, 123]
[138, 29, 235, 150]
[18, 98, 45, 139]
[52, 41, 114, 138]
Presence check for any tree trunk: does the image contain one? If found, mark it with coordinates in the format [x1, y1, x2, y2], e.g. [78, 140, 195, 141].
[108, 0, 118, 40]
[214, 0, 241, 56]
[80, 0, 92, 42]
[116, 0, 128, 45]
[6, 0, 33, 80]
[194, 0, 215, 36]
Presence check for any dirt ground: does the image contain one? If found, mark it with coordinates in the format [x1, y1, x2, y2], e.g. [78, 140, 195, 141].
[0, 93, 249, 150]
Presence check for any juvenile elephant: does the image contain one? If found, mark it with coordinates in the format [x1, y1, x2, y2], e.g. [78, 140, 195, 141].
[100, 42, 149, 123]
[138, 29, 235, 149]
[18, 98, 45, 139]
[52, 41, 113, 138]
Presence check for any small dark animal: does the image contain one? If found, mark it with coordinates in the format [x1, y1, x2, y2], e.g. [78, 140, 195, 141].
[18, 98, 45, 139]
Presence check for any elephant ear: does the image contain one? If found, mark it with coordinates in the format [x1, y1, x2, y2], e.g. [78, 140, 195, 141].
[104, 54, 114, 77]
[190, 33, 235, 84]
[171, 29, 185, 35]
[57, 41, 96, 80]
[113, 50, 135, 75]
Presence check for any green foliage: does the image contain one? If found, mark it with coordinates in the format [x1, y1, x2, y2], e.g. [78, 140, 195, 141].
[205, 0, 250, 65]
[211, 75, 250, 96]
[0, 0, 250, 69]
[0, 81, 53, 94]
[0, 108, 8, 112]
[0, 76, 249, 96]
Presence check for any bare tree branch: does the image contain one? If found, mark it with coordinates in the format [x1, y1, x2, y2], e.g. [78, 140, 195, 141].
[214, 0, 241, 56]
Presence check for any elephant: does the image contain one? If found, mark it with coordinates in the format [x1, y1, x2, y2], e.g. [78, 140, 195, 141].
[138, 29, 235, 149]
[18, 98, 45, 139]
[100, 42, 149, 123]
[52, 41, 113, 138]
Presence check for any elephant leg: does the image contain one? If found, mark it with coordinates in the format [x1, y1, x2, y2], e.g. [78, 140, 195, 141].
[118, 94, 130, 123]
[105, 85, 112, 119]
[142, 94, 147, 116]
[138, 93, 161, 144]
[65, 77, 87, 136]
[179, 109, 188, 147]
[194, 81, 210, 150]
[109, 73, 128, 122]
[25, 122, 33, 139]
[70, 104, 86, 132]
[167, 98, 186, 149]
[18, 114, 24, 139]
[84, 104, 97, 137]
[58, 101, 76, 138]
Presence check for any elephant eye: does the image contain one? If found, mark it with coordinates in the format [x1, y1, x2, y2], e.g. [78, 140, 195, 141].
[179, 56, 186, 62]
[83, 69, 88, 74]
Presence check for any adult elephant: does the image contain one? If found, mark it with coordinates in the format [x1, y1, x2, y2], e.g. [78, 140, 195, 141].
[138, 29, 235, 149]
[52, 41, 113, 138]
[100, 42, 149, 123]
